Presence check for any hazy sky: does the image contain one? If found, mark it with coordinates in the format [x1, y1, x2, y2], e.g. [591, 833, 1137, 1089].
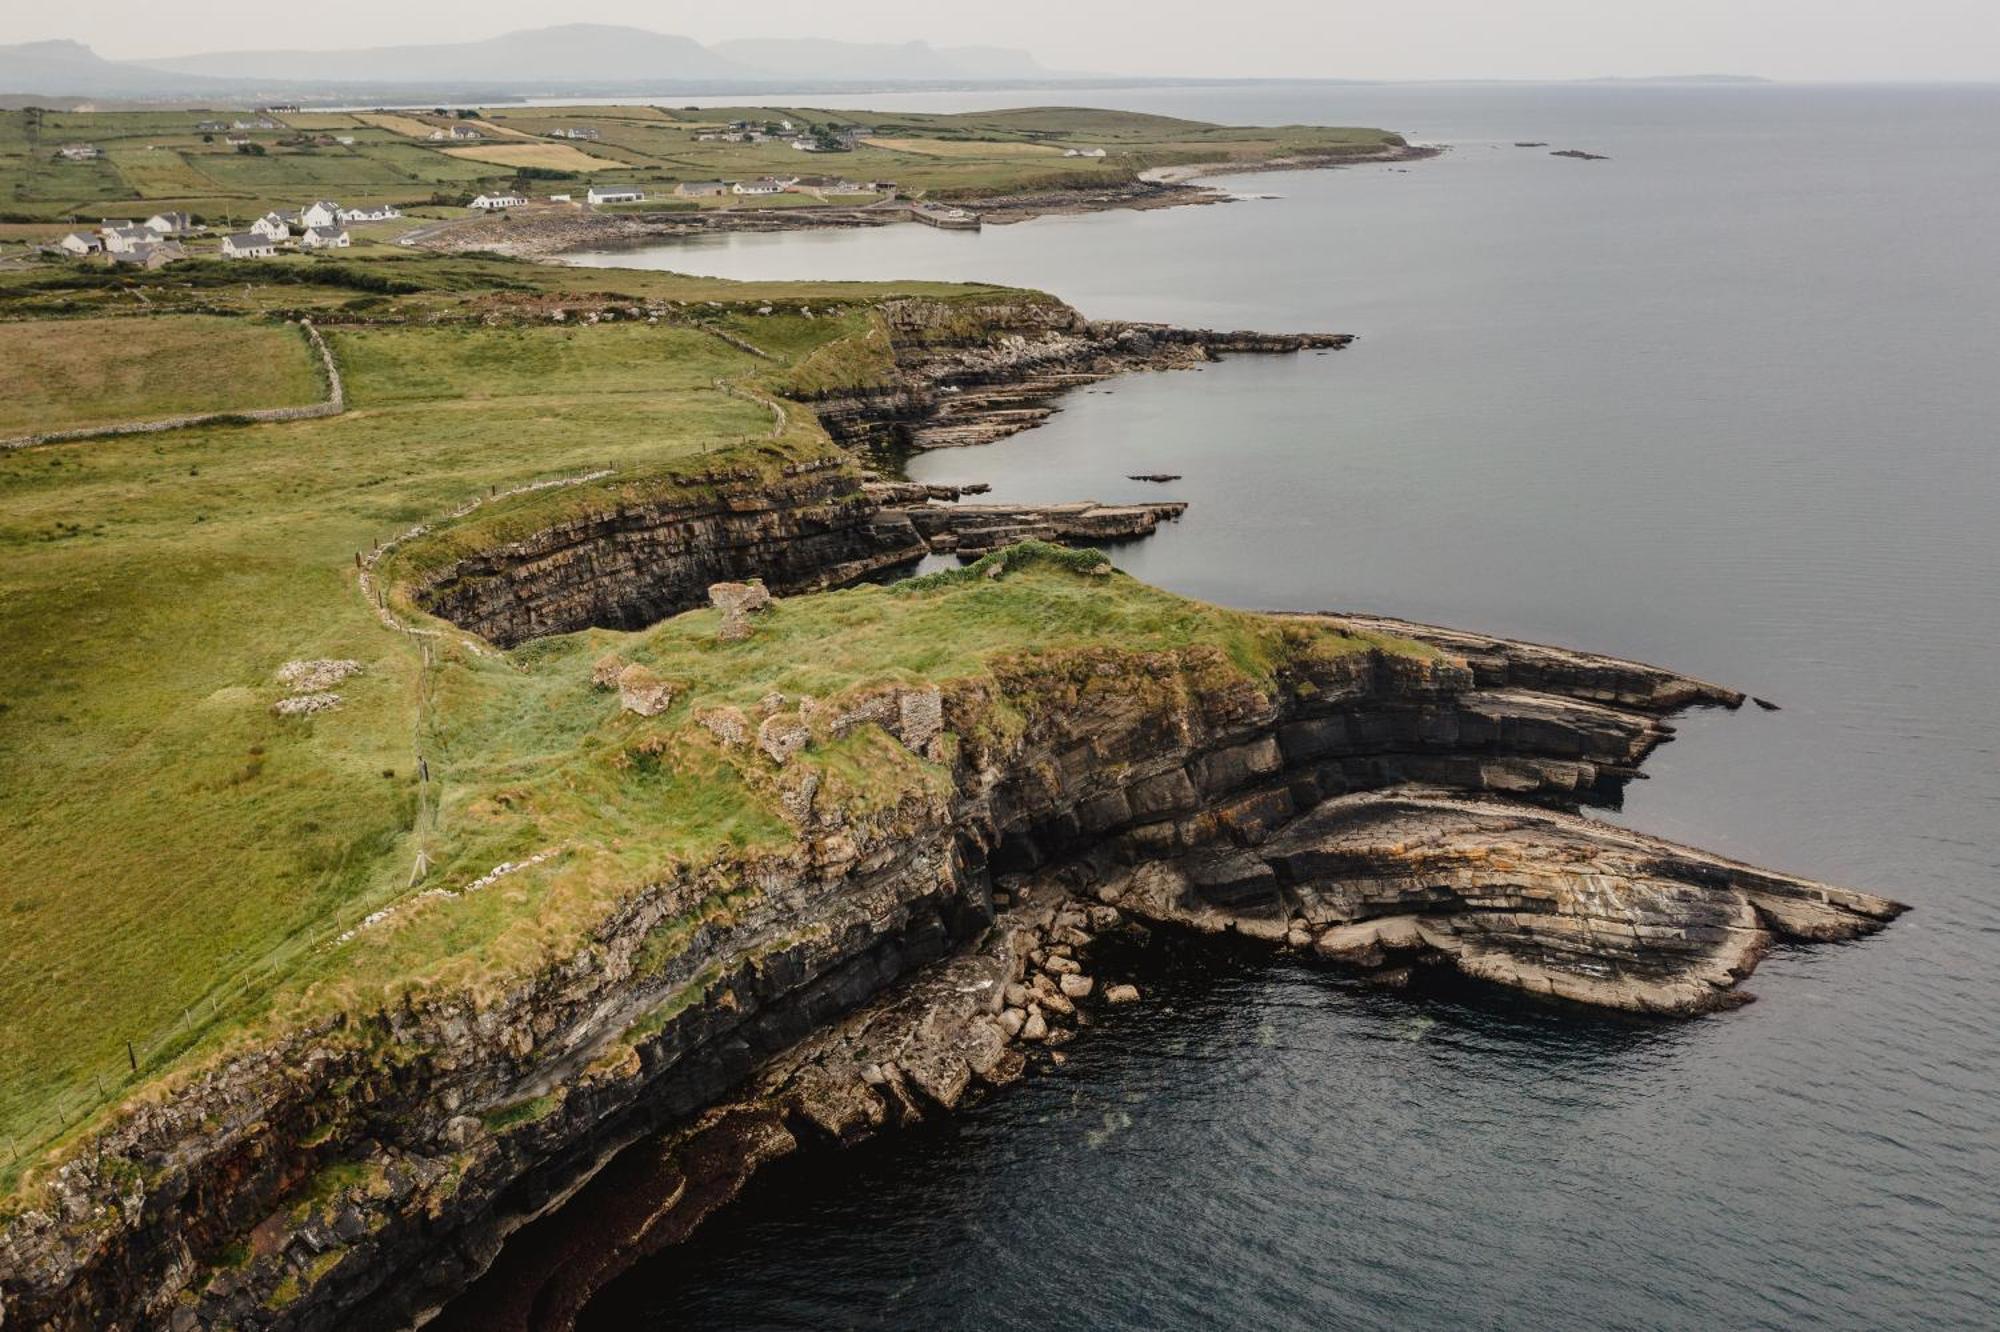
[13, 0, 2000, 81]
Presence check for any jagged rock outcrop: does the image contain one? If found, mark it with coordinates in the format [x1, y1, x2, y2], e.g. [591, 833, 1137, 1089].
[803, 298, 1354, 455]
[0, 615, 1903, 1331]
[1105, 787, 1898, 1014]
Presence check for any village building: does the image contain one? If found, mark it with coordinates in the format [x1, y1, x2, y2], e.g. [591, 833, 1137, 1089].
[52, 232, 101, 256]
[144, 211, 195, 236]
[430, 124, 484, 142]
[225, 134, 251, 147]
[111, 241, 186, 270]
[733, 177, 790, 196]
[301, 200, 342, 229]
[586, 186, 645, 205]
[100, 226, 158, 255]
[548, 193, 572, 204]
[221, 232, 277, 259]
[334, 135, 357, 146]
[468, 193, 528, 211]
[231, 117, 280, 131]
[194, 120, 226, 132]
[58, 143, 101, 161]
[549, 126, 601, 140]
[250, 213, 291, 241]
[1063, 147, 1108, 158]
[675, 180, 729, 198]
[299, 226, 351, 250]
[337, 203, 401, 222]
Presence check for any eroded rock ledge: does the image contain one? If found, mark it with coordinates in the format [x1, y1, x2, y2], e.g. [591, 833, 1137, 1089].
[807, 299, 1354, 456]
[0, 604, 1903, 1332]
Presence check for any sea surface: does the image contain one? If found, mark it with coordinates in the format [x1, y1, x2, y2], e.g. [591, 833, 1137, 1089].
[552, 83, 2000, 1329]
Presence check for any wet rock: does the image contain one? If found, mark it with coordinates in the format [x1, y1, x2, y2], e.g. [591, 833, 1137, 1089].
[1042, 954, 1082, 977]
[1104, 983, 1141, 1005]
[1021, 1008, 1049, 1042]
[997, 1007, 1026, 1038]
[1059, 973, 1094, 999]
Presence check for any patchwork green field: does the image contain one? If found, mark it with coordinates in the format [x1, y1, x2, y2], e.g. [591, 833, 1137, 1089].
[0, 103, 1404, 226]
[0, 315, 324, 435]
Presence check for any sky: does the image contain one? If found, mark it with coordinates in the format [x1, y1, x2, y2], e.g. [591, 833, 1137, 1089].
[9, 0, 1999, 82]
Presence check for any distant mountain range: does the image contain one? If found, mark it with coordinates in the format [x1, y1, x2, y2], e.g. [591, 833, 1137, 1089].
[0, 25, 1070, 99]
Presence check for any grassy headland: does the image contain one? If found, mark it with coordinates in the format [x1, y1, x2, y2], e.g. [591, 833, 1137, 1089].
[0, 247, 1419, 1196]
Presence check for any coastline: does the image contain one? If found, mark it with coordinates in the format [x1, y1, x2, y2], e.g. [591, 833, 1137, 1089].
[402, 142, 1442, 262]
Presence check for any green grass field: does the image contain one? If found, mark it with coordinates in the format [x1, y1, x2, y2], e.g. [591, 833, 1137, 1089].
[0, 315, 324, 435]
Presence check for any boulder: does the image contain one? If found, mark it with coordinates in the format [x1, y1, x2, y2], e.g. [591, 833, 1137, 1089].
[758, 711, 811, 765]
[1059, 973, 1094, 999]
[616, 664, 674, 717]
[1021, 1008, 1049, 1042]
[1104, 983, 1141, 1005]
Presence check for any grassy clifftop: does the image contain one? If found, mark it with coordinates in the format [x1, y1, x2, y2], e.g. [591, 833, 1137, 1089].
[0, 251, 1417, 1195]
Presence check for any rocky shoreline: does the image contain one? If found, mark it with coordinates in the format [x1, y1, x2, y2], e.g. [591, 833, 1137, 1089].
[403, 144, 1439, 262]
[0, 567, 1905, 1329]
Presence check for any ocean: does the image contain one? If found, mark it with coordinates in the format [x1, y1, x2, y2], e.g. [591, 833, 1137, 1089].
[550, 82, 2000, 1330]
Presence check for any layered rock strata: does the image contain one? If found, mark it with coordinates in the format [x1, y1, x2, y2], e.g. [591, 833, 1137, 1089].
[0, 615, 1903, 1332]
[804, 299, 1353, 456]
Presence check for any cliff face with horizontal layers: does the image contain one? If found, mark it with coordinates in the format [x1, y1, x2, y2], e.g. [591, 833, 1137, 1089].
[403, 300, 1332, 646]
[0, 585, 1903, 1331]
[802, 297, 1353, 455]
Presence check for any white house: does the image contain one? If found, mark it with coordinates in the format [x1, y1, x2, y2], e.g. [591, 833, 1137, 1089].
[468, 193, 527, 211]
[250, 213, 291, 241]
[548, 194, 572, 204]
[429, 123, 484, 142]
[301, 200, 342, 229]
[221, 232, 277, 259]
[100, 226, 157, 255]
[58, 143, 101, 161]
[112, 241, 185, 270]
[334, 135, 357, 146]
[337, 203, 402, 223]
[586, 186, 644, 205]
[144, 211, 195, 236]
[675, 180, 729, 198]
[299, 226, 351, 250]
[1063, 147, 1108, 159]
[550, 126, 601, 140]
[733, 178, 790, 196]
[53, 232, 100, 256]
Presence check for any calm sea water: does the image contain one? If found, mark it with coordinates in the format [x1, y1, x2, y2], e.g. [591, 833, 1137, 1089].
[562, 84, 2000, 1330]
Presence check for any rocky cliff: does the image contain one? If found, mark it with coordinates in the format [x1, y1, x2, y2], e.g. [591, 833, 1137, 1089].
[799, 297, 1353, 456]
[0, 558, 1903, 1330]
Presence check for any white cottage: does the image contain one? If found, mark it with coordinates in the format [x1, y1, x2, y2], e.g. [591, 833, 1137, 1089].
[468, 194, 528, 211]
[221, 232, 277, 259]
[337, 203, 402, 222]
[299, 226, 351, 250]
[53, 232, 100, 256]
[301, 200, 342, 229]
[586, 186, 644, 205]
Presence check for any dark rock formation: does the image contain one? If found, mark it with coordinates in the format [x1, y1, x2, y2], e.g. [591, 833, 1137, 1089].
[406, 460, 924, 648]
[801, 298, 1353, 457]
[1552, 149, 1611, 160]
